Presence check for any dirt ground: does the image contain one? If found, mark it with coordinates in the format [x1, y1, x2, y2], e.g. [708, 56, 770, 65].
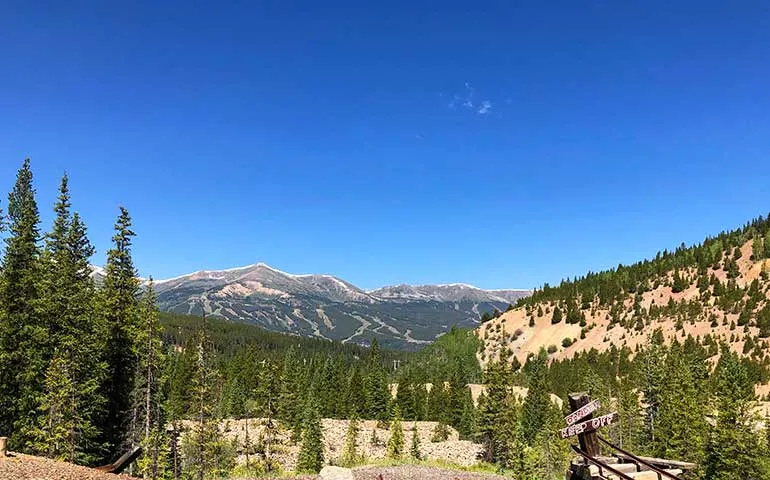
[0, 452, 130, 480]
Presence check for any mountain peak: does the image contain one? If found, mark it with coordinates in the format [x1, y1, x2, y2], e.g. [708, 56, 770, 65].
[140, 262, 531, 349]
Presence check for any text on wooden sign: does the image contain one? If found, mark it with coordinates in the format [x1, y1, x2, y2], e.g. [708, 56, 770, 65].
[559, 412, 618, 439]
[564, 399, 600, 426]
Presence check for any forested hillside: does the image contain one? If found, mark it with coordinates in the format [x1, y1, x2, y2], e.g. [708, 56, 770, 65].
[479, 215, 770, 370]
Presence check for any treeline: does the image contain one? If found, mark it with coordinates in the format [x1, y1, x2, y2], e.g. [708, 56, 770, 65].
[518, 214, 770, 311]
[159, 311, 409, 364]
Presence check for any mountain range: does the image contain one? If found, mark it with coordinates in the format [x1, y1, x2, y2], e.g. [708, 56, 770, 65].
[108, 263, 530, 350]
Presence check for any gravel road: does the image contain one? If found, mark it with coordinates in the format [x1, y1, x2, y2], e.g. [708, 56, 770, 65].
[352, 465, 508, 480]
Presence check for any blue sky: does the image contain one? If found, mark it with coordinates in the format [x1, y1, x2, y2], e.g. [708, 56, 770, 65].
[1, 1, 769, 290]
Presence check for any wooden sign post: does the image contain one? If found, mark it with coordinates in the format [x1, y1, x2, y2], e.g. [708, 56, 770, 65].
[568, 392, 601, 457]
[560, 412, 618, 440]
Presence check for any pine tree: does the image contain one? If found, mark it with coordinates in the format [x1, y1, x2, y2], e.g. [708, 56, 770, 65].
[138, 427, 170, 480]
[617, 376, 643, 451]
[476, 358, 515, 464]
[395, 372, 416, 420]
[640, 333, 666, 450]
[457, 386, 477, 440]
[339, 415, 361, 467]
[671, 270, 687, 293]
[410, 423, 422, 460]
[0, 159, 44, 451]
[364, 339, 390, 422]
[412, 383, 428, 421]
[704, 348, 770, 480]
[278, 346, 304, 426]
[34, 176, 105, 463]
[447, 365, 467, 427]
[33, 349, 77, 459]
[134, 279, 168, 479]
[531, 406, 571, 480]
[100, 207, 141, 455]
[369, 427, 381, 447]
[426, 380, 450, 423]
[345, 365, 365, 419]
[521, 349, 550, 445]
[654, 350, 707, 465]
[296, 400, 324, 473]
[182, 328, 233, 479]
[387, 405, 404, 459]
[254, 359, 279, 419]
[318, 355, 343, 418]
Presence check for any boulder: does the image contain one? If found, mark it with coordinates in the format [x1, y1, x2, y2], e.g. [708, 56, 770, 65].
[320, 465, 355, 480]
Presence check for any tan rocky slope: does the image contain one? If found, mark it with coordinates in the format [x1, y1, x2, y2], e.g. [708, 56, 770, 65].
[180, 418, 484, 472]
[477, 239, 770, 366]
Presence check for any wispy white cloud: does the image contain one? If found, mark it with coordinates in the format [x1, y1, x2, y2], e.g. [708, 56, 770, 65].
[446, 83, 493, 116]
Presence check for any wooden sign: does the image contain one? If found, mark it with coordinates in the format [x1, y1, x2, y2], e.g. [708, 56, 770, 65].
[564, 399, 600, 426]
[559, 411, 618, 439]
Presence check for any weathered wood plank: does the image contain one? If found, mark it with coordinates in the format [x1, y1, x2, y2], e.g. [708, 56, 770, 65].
[568, 392, 602, 457]
[565, 399, 601, 426]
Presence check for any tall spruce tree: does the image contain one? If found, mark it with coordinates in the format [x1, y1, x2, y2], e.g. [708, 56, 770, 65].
[457, 385, 477, 440]
[426, 379, 450, 424]
[531, 405, 571, 480]
[521, 349, 550, 445]
[387, 405, 404, 459]
[35, 176, 105, 463]
[0, 159, 44, 450]
[447, 364, 467, 427]
[133, 279, 168, 479]
[100, 206, 141, 455]
[705, 348, 770, 480]
[364, 339, 390, 422]
[410, 422, 422, 460]
[339, 414, 362, 467]
[654, 348, 708, 465]
[395, 368, 417, 420]
[183, 327, 233, 479]
[345, 365, 365, 418]
[278, 346, 305, 427]
[477, 358, 514, 464]
[641, 331, 666, 450]
[296, 400, 324, 473]
[34, 349, 77, 460]
[617, 376, 643, 451]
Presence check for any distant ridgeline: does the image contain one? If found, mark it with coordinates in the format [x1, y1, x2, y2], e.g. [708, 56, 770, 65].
[517, 214, 770, 311]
